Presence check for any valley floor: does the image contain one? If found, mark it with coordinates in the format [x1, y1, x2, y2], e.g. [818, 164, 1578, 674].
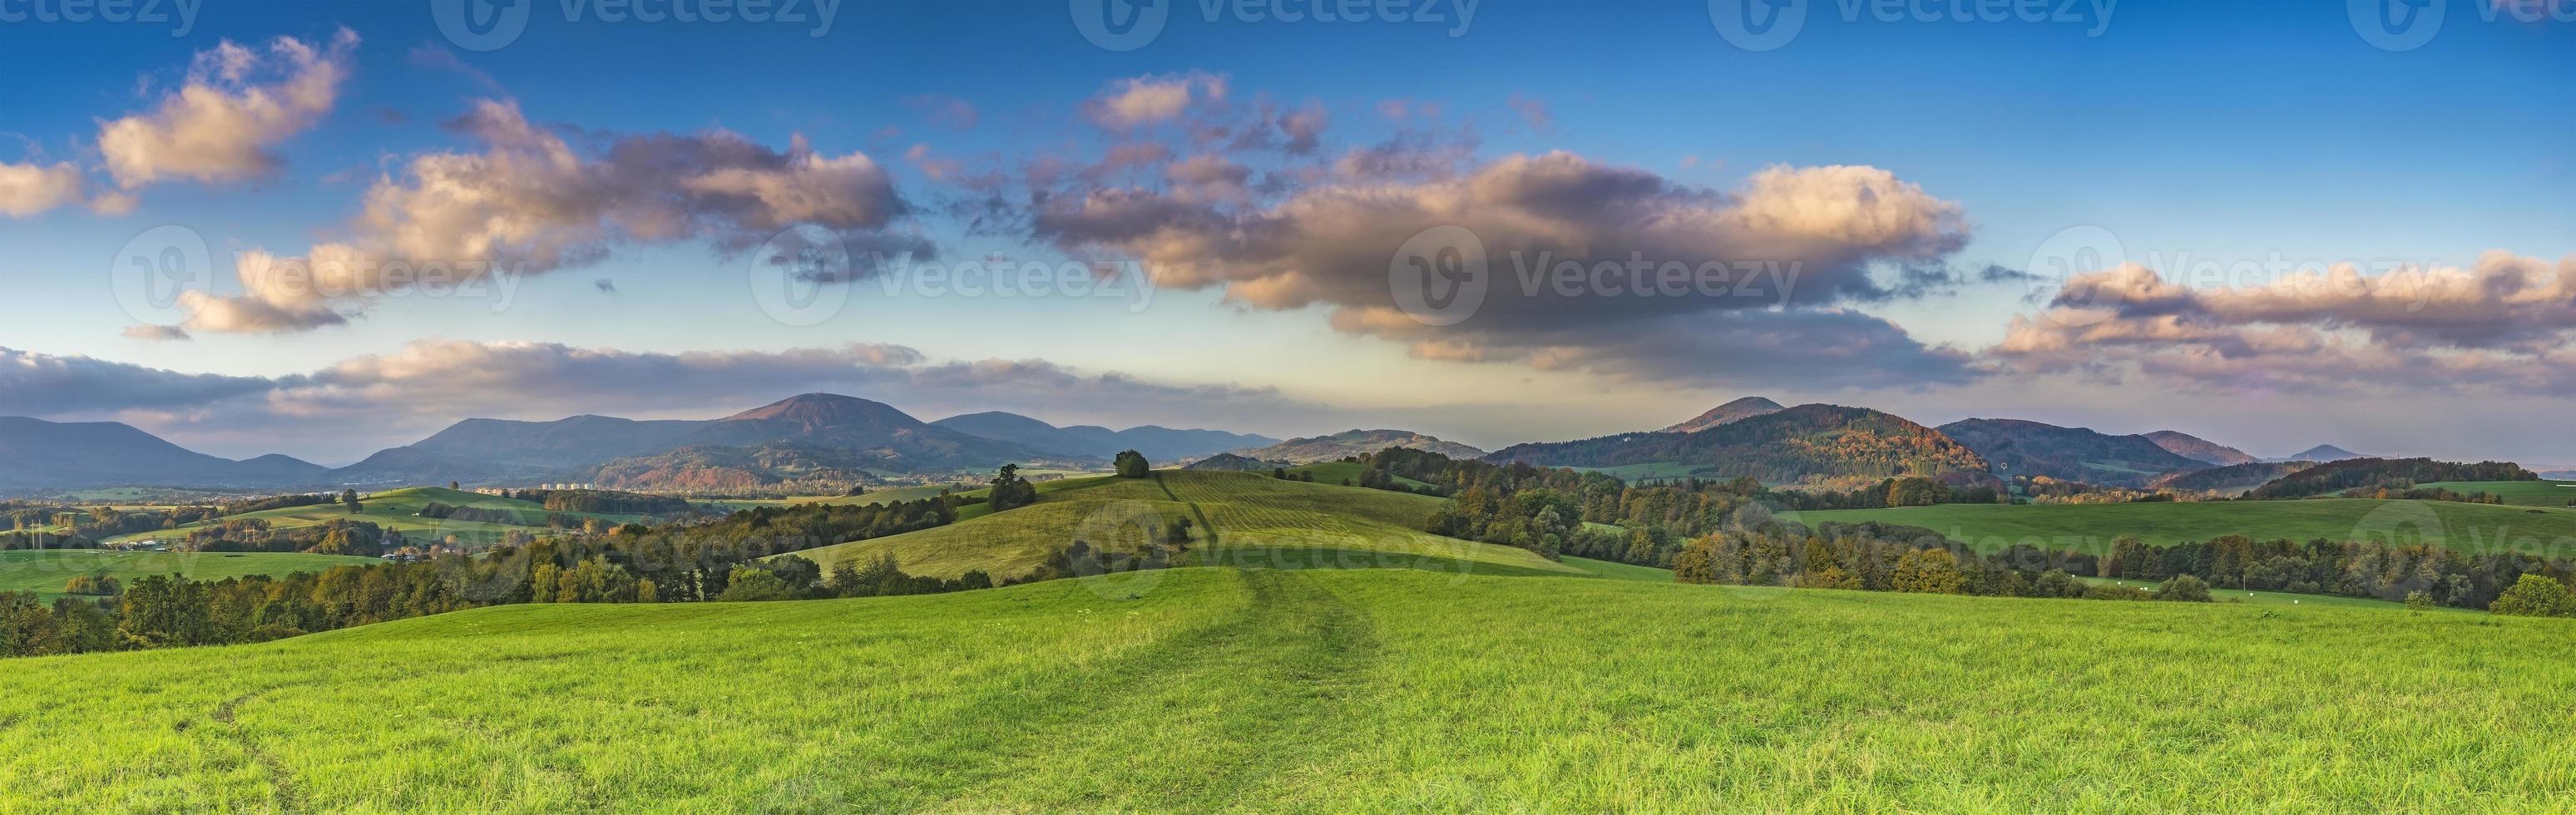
[5, 567, 2573, 811]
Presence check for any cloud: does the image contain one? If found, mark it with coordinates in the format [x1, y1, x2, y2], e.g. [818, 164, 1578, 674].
[0, 348, 279, 415]
[1031, 151, 1975, 388]
[1990, 252, 2576, 393]
[120, 324, 192, 343]
[96, 29, 358, 190]
[178, 98, 920, 333]
[1083, 72, 1229, 131]
[0, 161, 85, 217]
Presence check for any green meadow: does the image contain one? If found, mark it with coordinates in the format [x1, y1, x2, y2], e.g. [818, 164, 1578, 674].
[6, 567, 2573, 811]
[0, 550, 382, 601]
[2420, 479, 2576, 506]
[1803, 496, 2576, 555]
[101, 487, 652, 549]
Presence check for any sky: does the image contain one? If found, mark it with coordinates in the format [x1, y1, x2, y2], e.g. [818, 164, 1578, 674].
[0, 0, 2571, 465]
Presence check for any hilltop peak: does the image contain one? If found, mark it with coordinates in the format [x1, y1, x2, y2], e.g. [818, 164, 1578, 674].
[1660, 397, 1787, 433]
[723, 393, 917, 427]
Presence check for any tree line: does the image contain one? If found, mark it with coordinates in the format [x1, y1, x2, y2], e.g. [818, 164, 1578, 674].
[0, 494, 970, 659]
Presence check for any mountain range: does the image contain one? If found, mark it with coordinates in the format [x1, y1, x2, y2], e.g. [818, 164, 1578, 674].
[0, 417, 327, 491]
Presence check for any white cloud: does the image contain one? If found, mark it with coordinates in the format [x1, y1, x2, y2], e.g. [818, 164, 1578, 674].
[96, 29, 358, 189]
[0, 161, 85, 217]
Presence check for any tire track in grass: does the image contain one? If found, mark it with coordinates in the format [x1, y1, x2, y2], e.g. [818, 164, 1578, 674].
[210, 688, 309, 815]
[825, 570, 1378, 810]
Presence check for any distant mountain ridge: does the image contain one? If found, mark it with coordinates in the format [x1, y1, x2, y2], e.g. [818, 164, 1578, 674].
[1660, 397, 1787, 433]
[1231, 430, 1486, 464]
[1935, 418, 2208, 488]
[0, 417, 326, 491]
[1486, 404, 1991, 486]
[931, 411, 1277, 463]
[2276, 444, 2366, 463]
[2143, 431, 2257, 466]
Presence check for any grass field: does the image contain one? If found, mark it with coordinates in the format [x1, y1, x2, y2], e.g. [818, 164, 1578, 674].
[101, 487, 650, 549]
[1804, 496, 2576, 556]
[7, 566, 2574, 810]
[2420, 480, 2576, 506]
[0, 550, 383, 601]
[779, 471, 1584, 581]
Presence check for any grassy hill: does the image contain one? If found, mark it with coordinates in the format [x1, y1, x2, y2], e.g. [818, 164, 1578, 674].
[777, 471, 1580, 581]
[102, 487, 652, 549]
[1803, 497, 2576, 553]
[7, 567, 2574, 809]
[0, 550, 382, 601]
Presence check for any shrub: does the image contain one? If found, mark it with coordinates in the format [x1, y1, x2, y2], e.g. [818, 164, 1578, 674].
[62, 575, 121, 595]
[2154, 575, 2213, 602]
[2489, 575, 2576, 618]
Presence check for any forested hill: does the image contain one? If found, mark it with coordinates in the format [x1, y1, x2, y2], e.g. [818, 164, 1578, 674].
[1482, 404, 1991, 486]
[2244, 457, 2535, 500]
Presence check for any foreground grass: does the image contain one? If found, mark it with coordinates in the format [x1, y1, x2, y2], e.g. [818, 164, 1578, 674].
[0, 550, 381, 601]
[6, 567, 2572, 811]
[1805, 497, 2576, 554]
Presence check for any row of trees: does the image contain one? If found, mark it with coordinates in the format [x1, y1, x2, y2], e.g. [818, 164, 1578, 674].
[0, 493, 973, 659]
[2099, 534, 2573, 610]
[1667, 518, 2208, 601]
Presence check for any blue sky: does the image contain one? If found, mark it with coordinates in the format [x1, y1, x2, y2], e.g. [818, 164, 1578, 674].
[1, 0, 2571, 463]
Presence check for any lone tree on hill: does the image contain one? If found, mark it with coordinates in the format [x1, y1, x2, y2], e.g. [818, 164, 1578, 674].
[1114, 450, 1150, 478]
[341, 489, 362, 514]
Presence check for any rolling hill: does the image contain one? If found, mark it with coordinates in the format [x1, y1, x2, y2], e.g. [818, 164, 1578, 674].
[778, 470, 1580, 582]
[1486, 404, 1991, 486]
[9, 566, 2575, 810]
[2143, 430, 2257, 466]
[932, 411, 1276, 462]
[1229, 430, 1487, 464]
[1659, 397, 1786, 433]
[1936, 418, 2208, 487]
[1183, 452, 1281, 472]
